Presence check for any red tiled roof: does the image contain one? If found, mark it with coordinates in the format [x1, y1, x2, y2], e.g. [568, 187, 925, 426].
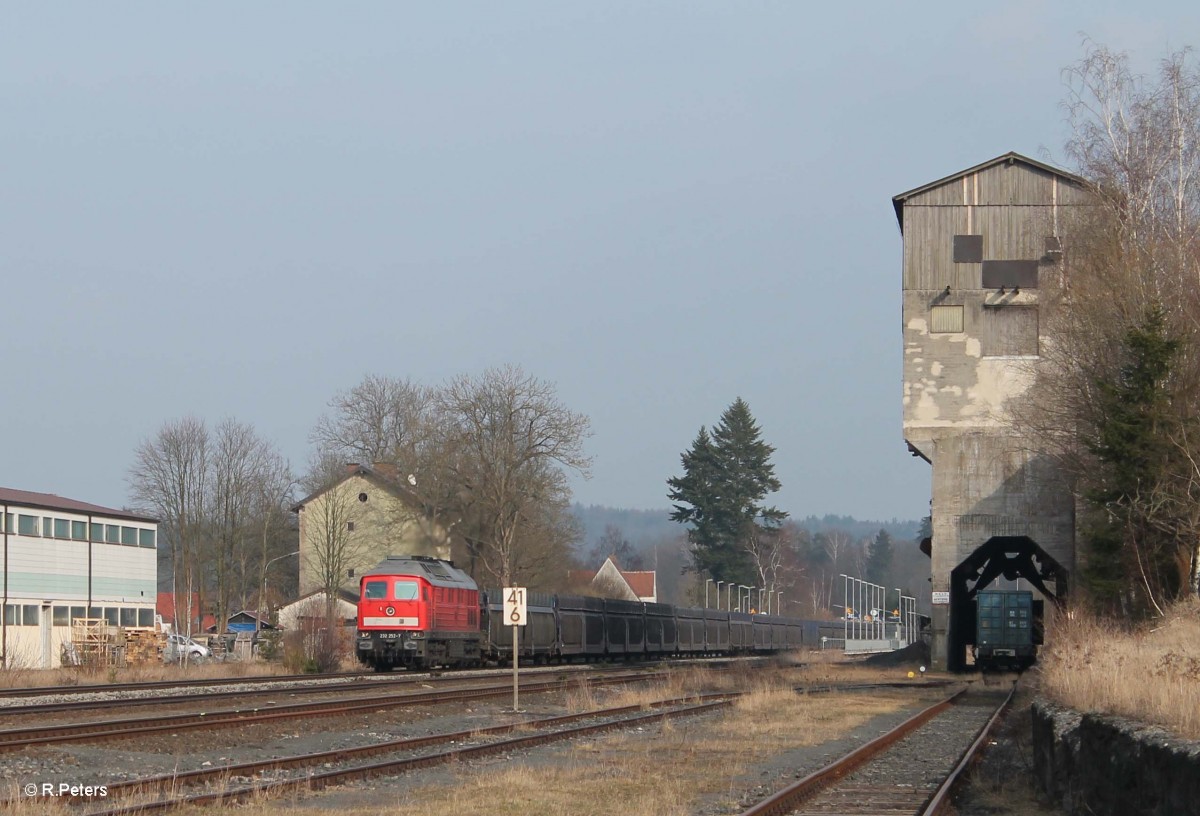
[157, 592, 200, 625]
[621, 571, 656, 599]
[0, 487, 157, 523]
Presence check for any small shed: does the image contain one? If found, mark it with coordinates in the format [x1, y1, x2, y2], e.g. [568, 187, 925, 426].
[221, 611, 278, 633]
[277, 589, 358, 630]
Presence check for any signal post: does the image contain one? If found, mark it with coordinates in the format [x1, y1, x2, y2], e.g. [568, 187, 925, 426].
[503, 587, 526, 712]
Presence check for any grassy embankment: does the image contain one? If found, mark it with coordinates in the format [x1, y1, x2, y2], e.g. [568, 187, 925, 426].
[1037, 597, 1200, 739]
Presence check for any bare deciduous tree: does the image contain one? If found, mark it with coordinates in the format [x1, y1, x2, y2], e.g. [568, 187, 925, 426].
[128, 417, 209, 635]
[1019, 42, 1200, 611]
[130, 418, 294, 634]
[310, 375, 433, 466]
[309, 367, 591, 589]
[438, 365, 592, 586]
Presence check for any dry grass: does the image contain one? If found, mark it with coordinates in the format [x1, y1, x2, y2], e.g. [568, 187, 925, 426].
[49, 667, 927, 816]
[371, 679, 919, 816]
[1038, 597, 1200, 739]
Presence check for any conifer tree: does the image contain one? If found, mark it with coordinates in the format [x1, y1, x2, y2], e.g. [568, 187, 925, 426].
[865, 529, 894, 586]
[668, 398, 787, 585]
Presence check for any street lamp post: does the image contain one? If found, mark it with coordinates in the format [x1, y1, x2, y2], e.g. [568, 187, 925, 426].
[705, 578, 714, 609]
[726, 582, 734, 611]
[758, 588, 764, 614]
[258, 550, 300, 634]
[738, 585, 751, 613]
[716, 581, 724, 610]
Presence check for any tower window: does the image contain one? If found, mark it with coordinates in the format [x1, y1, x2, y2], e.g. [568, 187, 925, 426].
[931, 305, 964, 333]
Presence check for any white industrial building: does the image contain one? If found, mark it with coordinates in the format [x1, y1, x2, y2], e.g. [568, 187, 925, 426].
[0, 487, 158, 669]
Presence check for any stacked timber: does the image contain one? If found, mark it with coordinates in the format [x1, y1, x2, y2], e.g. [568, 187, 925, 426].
[123, 628, 164, 665]
[70, 618, 124, 668]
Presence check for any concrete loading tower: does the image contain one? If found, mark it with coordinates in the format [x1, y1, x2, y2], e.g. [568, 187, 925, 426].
[893, 152, 1087, 670]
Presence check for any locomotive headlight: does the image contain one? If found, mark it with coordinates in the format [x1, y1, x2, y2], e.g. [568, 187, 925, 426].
[385, 606, 395, 616]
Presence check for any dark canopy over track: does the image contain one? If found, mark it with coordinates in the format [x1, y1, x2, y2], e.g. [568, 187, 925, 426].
[947, 536, 1068, 671]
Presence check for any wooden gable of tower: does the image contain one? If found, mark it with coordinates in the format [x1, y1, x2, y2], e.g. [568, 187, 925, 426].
[892, 151, 1091, 293]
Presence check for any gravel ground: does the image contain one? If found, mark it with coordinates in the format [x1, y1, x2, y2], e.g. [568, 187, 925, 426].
[264, 685, 960, 815]
[950, 679, 1062, 815]
[3, 665, 1068, 816]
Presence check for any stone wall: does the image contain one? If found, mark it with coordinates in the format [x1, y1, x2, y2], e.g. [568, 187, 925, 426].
[1032, 699, 1200, 815]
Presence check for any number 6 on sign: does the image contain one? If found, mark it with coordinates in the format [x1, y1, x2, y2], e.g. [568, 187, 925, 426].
[503, 587, 527, 626]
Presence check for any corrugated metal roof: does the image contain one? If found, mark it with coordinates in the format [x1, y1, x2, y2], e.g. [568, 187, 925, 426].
[892, 151, 1090, 232]
[0, 486, 157, 523]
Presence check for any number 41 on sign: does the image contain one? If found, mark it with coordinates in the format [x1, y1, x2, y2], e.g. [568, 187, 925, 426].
[503, 587, 527, 625]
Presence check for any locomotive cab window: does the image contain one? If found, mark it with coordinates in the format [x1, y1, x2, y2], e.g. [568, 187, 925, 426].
[364, 581, 388, 600]
[394, 580, 419, 601]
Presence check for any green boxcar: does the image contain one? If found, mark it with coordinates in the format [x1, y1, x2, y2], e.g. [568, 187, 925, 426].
[974, 590, 1039, 671]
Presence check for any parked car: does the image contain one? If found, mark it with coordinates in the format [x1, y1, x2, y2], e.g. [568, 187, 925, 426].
[164, 634, 212, 662]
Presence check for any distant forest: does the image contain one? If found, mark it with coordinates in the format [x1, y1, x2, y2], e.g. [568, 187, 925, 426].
[570, 504, 929, 614]
[571, 504, 922, 554]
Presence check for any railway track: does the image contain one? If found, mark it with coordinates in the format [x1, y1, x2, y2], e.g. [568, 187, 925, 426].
[65, 692, 737, 816]
[0, 661, 636, 718]
[0, 670, 659, 751]
[736, 682, 1016, 816]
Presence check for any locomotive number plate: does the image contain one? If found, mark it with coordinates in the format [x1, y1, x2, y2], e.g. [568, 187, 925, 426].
[363, 617, 418, 627]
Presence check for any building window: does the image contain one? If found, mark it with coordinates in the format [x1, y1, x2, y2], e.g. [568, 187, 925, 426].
[930, 305, 965, 333]
[22, 606, 39, 626]
[44, 517, 53, 537]
[981, 308, 1039, 356]
[106, 525, 120, 544]
[358, 492, 368, 503]
[953, 234, 983, 263]
[138, 608, 155, 627]
[18, 515, 38, 536]
[70, 606, 85, 624]
[103, 608, 118, 626]
[120, 608, 137, 627]
[982, 259, 1039, 289]
[347, 521, 355, 532]
[121, 526, 137, 546]
[3, 605, 16, 625]
[54, 518, 70, 539]
[53, 606, 69, 626]
[139, 529, 156, 548]
[91, 522, 104, 541]
[72, 520, 87, 540]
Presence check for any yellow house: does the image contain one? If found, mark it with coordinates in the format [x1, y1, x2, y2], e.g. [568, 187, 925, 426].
[292, 463, 451, 597]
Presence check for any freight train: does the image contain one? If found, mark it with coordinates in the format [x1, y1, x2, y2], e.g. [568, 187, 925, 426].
[972, 589, 1042, 671]
[355, 555, 841, 672]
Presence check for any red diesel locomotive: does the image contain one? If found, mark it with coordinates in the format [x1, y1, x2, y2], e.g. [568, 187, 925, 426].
[355, 555, 482, 671]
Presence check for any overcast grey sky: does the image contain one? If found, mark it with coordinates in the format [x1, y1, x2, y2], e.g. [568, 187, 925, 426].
[2, 3, 1194, 521]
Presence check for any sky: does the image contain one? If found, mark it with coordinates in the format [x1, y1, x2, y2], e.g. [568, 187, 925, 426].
[1, 2, 1195, 522]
